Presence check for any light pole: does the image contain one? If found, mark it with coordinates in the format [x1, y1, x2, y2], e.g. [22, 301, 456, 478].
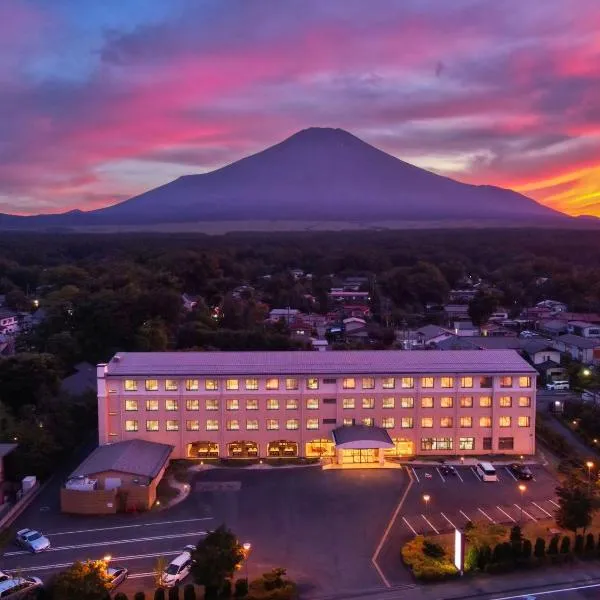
[242, 542, 252, 581]
[423, 494, 431, 516]
[587, 461, 594, 495]
[518, 484, 526, 526]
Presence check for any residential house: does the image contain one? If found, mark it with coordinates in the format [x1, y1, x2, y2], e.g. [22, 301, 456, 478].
[449, 289, 478, 302]
[343, 317, 367, 333]
[411, 325, 453, 348]
[443, 304, 470, 322]
[567, 321, 600, 338]
[538, 319, 568, 337]
[311, 339, 329, 352]
[0, 309, 18, 335]
[480, 323, 517, 337]
[341, 276, 370, 291]
[0, 334, 14, 356]
[231, 285, 254, 300]
[453, 321, 479, 337]
[269, 308, 300, 324]
[554, 313, 600, 325]
[554, 334, 600, 365]
[436, 336, 522, 351]
[536, 300, 568, 313]
[328, 290, 370, 304]
[521, 341, 566, 383]
[290, 269, 305, 280]
[181, 293, 199, 312]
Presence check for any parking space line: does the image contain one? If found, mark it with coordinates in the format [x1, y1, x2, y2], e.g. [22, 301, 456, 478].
[470, 467, 481, 481]
[549, 499, 560, 508]
[436, 467, 445, 483]
[532, 501, 553, 518]
[505, 467, 518, 481]
[410, 467, 420, 483]
[402, 517, 419, 536]
[496, 471, 502, 482]
[455, 469, 464, 483]
[478, 508, 495, 523]
[47, 517, 212, 537]
[514, 504, 537, 521]
[440, 512, 457, 529]
[421, 515, 439, 534]
[496, 506, 516, 523]
[459, 510, 472, 523]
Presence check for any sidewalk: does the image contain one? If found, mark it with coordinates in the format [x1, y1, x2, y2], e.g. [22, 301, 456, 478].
[540, 413, 600, 461]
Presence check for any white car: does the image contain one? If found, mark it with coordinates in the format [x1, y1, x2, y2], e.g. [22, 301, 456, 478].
[15, 528, 50, 553]
[546, 381, 569, 391]
[160, 550, 193, 587]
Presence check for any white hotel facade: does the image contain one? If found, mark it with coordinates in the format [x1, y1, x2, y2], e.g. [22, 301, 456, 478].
[97, 350, 537, 465]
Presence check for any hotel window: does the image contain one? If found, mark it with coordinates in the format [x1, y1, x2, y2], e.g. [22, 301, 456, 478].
[460, 396, 473, 408]
[440, 417, 453, 428]
[343, 378, 356, 389]
[480, 376, 493, 388]
[323, 378, 337, 384]
[226, 379, 239, 391]
[382, 397, 395, 409]
[519, 396, 532, 408]
[125, 399, 138, 411]
[382, 377, 396, 389]
[479, 396, 492, 408]
[362, 417, 374, 427]
[499, 396, 512, 408]
[343, 418, 353, 426]
[500, 376, 513, 388]
[421, 417, 434, 428]
[401, 417, 414, 429]
[499, 416, 512, 428]
[382, 417, 395, 429]
[460, 416, 472, 428]
[146, 420, 159, 431]
[421, 397, 434, 408]
[401, 397, 414, 408]
[499, 437, 514, 450]
[519, 376, 532, 388]
[246, 419, 259, 430]
[226, 399, 240, 411]
[306, 418, 319, 430]
[245, 378, 259, 390]
[343, 398, 355, 409]
[421, 377, 434, 388]
[145, 379, 159, 391]
[440, 396, 453, 408]
[266, 398, 280, 410]
[165, 399, 179, 411]
[205, 379, 218, 391]
[166, 420, 179, 431]
[483, 437, 492, 450]
[421, 437, 452, 451]
[205, 399, 219, 411]
[286, 378, 299, 390]
[459, 437, 475, 450]
[362, 377, 375, 390]
[267, 419, 279, 430]
[306, 398, 319, 410]
[266, 378, 279, 390]
[479, 416, 492, 428]
[125, 420, 138, 432]
[146, 399, 159, 411]
[186, 420, 200, 431]
[226, 419, 240, 431]
[186, 379, 199, 391]
[246, 398, 259, 410]
[401, 377, 414, 389]
[286, 419, 299, 430]
[518, 416, 531, 427]
[124, 380, 137, 392]
[186, 399, 200, 411]
[206, 419, 219, 431]
[441, 377, 454, 389]
[460, 376, 473, 388]
[165, 379, 178, 391]
[286, 398, 299, 410]
[362, 397, 375, 409]
[307, 378, 319, 390]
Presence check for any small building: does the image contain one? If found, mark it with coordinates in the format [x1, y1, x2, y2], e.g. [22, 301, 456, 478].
[538, 319, 568, 337]
[0, 309, 19, 335]
[343, 317, 366, 333]
[453, 321, 479, 337]
[269, 308, 300, 324]
[554, 334, 600, 365]
[61, 440, 173, 514]
[567, 321, 600, 339]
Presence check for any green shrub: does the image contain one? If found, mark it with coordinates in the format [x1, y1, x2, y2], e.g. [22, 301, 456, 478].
[115, 594, 128, 600]
[220, 579, 232, 598]
[423, 540, 445, 559]
[509, 526, 522, 544]
[478, 545, 492, 571]
[234, 579, 249, 598]
[574, 535, 584, 554]
[560, 536, 571, 554]
[401, 536, 458, 581]
[465, 546, 479, 571]
[521, 539, 532, 560]
[168, 587, 179, 600]
[585, 533, 596, 553]
[412, 562, 459, 581]
[134, 593, 146, 600]
[534, 538, 545, 558]
[154, 590, 166, 600]
[183, 584, 197, 600]
[548, 535, 559, 555]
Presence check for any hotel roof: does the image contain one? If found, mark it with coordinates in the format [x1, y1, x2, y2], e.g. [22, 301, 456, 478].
[103, 350, 536, 377]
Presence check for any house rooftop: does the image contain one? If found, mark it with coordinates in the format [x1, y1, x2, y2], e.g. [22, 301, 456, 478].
[556, 334, 600, 349]
[102, 350, 536, 377]
[0, 443, 17, 459]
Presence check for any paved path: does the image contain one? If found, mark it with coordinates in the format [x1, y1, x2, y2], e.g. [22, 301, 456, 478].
[540, 413, 600, 461]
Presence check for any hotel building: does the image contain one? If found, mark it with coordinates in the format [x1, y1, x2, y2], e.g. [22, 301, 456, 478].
[97, 350, 536, 465]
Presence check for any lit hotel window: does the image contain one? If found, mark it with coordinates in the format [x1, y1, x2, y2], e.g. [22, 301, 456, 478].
[382, 377, 395, 389]
[206, 420, 219, 431]
[165, 379, 178, 391]
[499, 416, 512, 427]
[460, 377, 473, 388]
[401, 377, 414, 389]
[246, 419, 259, 430]
[165, 399, 178, 411]
[460, 396, 473, 408]
[307, 378, 319, 390]
[382, 397, 395, 409]
[246, 399, 259, 410]
[286, 378, 299, 390]
[343, 378, 356, 389]
[186, 379, 199, 391]
[146, 399, 159, 411]
[421, 417, 433, 428]
[226, 419, 239, 431]
[146, 420, 159, 431]
[343, 418, 353, 426]
[440, 417, 453, 428]
[401, 397, 414, 408]
[519, 396, 531, 407]
[306, 418, 319, 430]
[125, 420, 138, 432]
[519, 376, 532, 388]
[125, 399, 138, 411]
[479, 396, 492, 408]
[362, 397, 375, 409]
[343, 398, 355, 409]
[226, 399, 239, 411]
[205, 379, 218, 391]
[286, 419, 299, 430]
[166, 420, 179, 431]
[265, 378, 279, 390]
[226, 379, 239, 391]
[480, 376, 493, 388]
[286, 399, 298, 410]
[382, 417, 395, 429]
[460, 416, 472, 428]
[499, 396, 512, 408]
[421, 377, 434, 388]
[306, 398, 319, 410]
[459, 437, 474, 450]
[267, 419, 279, 430]
[124, 380, 137, 392]
[362, 377, 375, 390]
[205, 399, 219, 411]
[518, 416, 531, 427]
[441, 377, 454, 389]
[145, 379, 158, 391]
[440, 397, 453, 408]
[362, 417, 374, 427]
[186, 399, 199, 411]
[500, 376, 513, 388]
[401, 417, 414, 428]
[421, 397, 434, 408]
[267, 398, 280, 410]
[186, 420, 200, 431]
[479, 416, 492, 428]
[245, 378, 259, 390]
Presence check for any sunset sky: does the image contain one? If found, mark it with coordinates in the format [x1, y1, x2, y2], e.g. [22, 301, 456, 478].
[1, 0, 599, 217]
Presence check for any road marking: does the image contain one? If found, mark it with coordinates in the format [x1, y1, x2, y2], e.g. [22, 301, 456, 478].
[455, 469, 464, 483]
[372, 465, 414, 588]
[3, 531, 207, 557]
[435, 467, 445, 483]
[459, 510, 472, 523]
[402, 517, 419, 536]
[421, 515, 439, 534]
[127, 572, 155, 580]
[496, 471, 502, 482]
[470, 467, 481, 481]
[478, 508, 495, 523]
[549, 499, 560, 508]
[440, 512, 457, 529]
[514, 504, 537, 522]
[532, 501, 553, 518]
[410, 467, 419, 483]
[496, 506, 516, 523]
[505, 467, 518, 481]
[47, 517, 212, 537]
[493, 582, 600, 599]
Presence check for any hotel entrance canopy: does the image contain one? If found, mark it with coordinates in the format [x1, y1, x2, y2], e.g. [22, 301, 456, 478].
[331, 425, 394, 450]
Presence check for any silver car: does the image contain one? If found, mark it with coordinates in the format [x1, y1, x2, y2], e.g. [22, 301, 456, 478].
[107, 567, 128, 589]
[15, 528, 50, 553]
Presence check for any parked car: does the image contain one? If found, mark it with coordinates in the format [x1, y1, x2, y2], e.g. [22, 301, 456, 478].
[15, 529, 50, 553]
[107, 567, 128, 589]
[546, 380, 570, 391]
[440, 465, 457, 476]
[510, 464, 533, 480]
[160, 550, 193, 587]
[0, 571, 10, 582]
[0, 576, 43, 598]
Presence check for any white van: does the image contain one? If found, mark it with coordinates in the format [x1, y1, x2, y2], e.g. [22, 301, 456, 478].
[0, 577, 42, 598]
[476, 461, 498, 482]
[160, 550, 193, 587]
[546, 380, 569, 391]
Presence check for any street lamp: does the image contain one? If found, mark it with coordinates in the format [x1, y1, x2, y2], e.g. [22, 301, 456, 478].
[587, 461, 594, 494]
[518, 484, 526, 526]
[422, 494, 431, 516]
[583, 369, 591, 377]
[242, 542, 252, 581]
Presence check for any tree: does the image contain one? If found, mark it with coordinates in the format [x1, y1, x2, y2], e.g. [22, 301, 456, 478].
[509, 525, 522, 557]
[555, 478, 594, 534]
[168, 587, 180, 600]
[48, 560, 111, 600]
[477, 545, 492, 571]
[468, 291, 499, 326]
[559, 536, 571, 554]
[422, 540, 445, 559]
[192, 525, 244, 595]
[574, 534, 585, 554]
[183, 584, 197, 600]
[234, 578, 248, 598]
[153, 557, 168, 589]
[154, 589, 166, 600]
[134, 593, 146, 600]
[522, 539, 532, 560]
[115, 594, 129, 600]
[534, 537, 546, 558]
[548, 536, 559, 555]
